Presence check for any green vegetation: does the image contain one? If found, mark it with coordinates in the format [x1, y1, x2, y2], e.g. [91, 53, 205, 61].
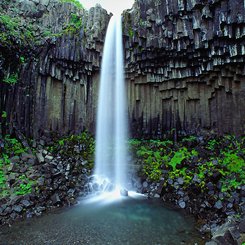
[130, 135, 245, 194]
[48, 131, 95, 168]
[62, 13, 83, 34]
[42, 13, 84, 37]
[1, 111, 7, 118]
[0, 135, 34, 198]
[3, 73, 18, 84]
[128, 27, 134, 38]
[4, 135, 28, 156]
[60, 0, 84, 9]
[0, 14, 35, 47]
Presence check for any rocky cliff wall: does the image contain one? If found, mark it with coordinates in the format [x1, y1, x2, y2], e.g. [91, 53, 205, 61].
[1, 0, 110, 137]
[123, 0, 245, 137]
[1, 0, 245, 138]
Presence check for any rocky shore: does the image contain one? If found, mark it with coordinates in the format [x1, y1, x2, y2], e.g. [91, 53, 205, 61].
[0, 132, 94, 227]
[131, 134, 245, 244]
[0, 133, 244, 244]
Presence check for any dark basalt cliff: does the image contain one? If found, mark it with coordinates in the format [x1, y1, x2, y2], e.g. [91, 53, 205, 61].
[1, 0, 245, 138]
[123, 0, 245, 137]
[1, 0, 110, 137]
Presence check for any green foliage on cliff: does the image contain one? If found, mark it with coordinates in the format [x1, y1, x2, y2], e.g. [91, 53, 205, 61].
[62, 13, 83, 34]
[131, 135, 245, 194]
[0, 135, 34, 198]
[2, 73, 18, 84]
[0, 14, 35, 47]
[0, 13, 36, 87]
[4, 135, 28, 155]
[60, 0, 84, 9]
[48, 131, 95, 168]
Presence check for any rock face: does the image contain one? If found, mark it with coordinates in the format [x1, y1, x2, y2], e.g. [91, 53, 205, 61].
[1, 0, 245, 137]
[123, 0, 245, 137]
[2, 0, 110, 137]
[0, 140, 92, 226]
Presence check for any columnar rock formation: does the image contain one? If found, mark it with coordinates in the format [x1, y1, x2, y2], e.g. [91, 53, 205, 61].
[123, 0, 245, 137]
[1, 0, 245, 137]
[1, 0, 110, 137]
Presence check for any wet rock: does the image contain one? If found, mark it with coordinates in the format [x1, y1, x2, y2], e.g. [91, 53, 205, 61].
[178, 200, 186, 209]
[51, 193, 61, 205]
[192, 174, 201, 183]
[120, 189, 128, 197]
[10, 212, 18, 220]
[177, 177, 184, 185]
[36, 152, 44, 163]
[21, 153, 35, 162]
[9, 156, 20, 164]
[21, 200, 32, 208]
[167, 178, 173, 185]
[206, 182, 214, 191]
[142, 181, 148, 188]
[238, 218, 245, 232]
[13, 205, 23, 213]
[154, 193, 160, 198]
[214, 200, 223, 210]
[44, 155, 54, 163]
[205, 241, 218, 245]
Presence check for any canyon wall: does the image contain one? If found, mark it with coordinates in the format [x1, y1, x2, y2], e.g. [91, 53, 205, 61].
[123, 0, 245, 137]
[1, 0, 245, 138]
[1, 0, 110, 137]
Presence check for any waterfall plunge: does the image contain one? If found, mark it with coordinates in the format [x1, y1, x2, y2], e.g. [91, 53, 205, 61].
[94, 15, 128, 193]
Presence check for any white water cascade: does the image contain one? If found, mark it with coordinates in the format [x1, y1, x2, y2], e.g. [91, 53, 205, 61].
[93, 15, 128, 193]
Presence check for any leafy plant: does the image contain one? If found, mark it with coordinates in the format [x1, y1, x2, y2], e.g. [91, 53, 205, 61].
[62, 13, 83, 34]
[1, 111, 7, 118]
[60, 0, 84, 9]
[3, 135, 28, 156]
[128, 27, 134, 38]
[3, 73, 18, 84]
[14, 175, 34, 195]
[48, 131, 95, 168]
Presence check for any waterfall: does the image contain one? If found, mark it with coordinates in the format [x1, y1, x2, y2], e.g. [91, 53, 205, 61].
[94, 15, 128, 192]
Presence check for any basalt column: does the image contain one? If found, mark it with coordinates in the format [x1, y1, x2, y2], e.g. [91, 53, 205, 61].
[123, 0, 245, 137]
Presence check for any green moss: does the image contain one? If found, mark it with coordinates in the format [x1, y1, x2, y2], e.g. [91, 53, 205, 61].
[0, 135, 35, 198]
[207, 139, 219, 150]
[62, 13, 83, 34]
[2, 111, 7, 118]
[0, 14, 35, 46]
[181, 135, 197, 143]
[4, 135, 28, 156]
[48, 131, 95, 169]
[60, 0, 84, 9]
[14, 175, 35, 195]
[131, 135, 245, 194]
[128, 27, 134, 38]
[3, 73, 18, 84]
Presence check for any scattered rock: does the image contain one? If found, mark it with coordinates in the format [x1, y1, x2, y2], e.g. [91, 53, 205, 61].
[178, 200, 186, 209]
[177, 177, 184, 185]
[36, 152, 44, 163]
[214, 200, 223, 210]
[9, 156, 20, 164]
[120, 189, 128, 197]
[21, 200, 32, 208]
[13, 205, 23, 213]
[51, 193, 61, 205]
[154, 193, 160, 198]
[143, 181, 148, 188]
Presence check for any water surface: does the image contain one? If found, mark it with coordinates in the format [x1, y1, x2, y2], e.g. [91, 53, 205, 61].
[0, 197, 204, 245]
